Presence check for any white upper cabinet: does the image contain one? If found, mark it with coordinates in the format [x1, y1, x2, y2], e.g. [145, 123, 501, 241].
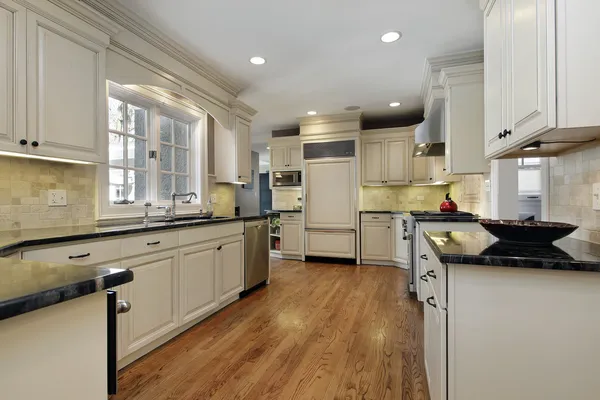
[0, 0, 108, 163]
[484, 0, 600, 158]
[215, 115, 252, 183]
[362, 133, 409, 186]
[269, 137, 302, 171]
[433, 156, 460, 183]
[0, 0, 26, 154]
[440, 64, 490, 174]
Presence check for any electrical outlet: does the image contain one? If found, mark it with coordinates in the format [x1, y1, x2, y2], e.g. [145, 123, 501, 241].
[593, 183, 600, 211]
[484, 179, 491, 192]
[48, 190, 67, 206]
[416, 195, 425, 201]
[210, 193, 217, 203]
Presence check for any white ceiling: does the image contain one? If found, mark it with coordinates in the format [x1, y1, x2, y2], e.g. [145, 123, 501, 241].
[116, 0, 483, 144]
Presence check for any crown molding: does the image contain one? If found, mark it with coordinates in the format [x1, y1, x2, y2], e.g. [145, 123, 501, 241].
[420, 50, 483, 117]
[297, 111, 363, 126]
[42, 0, 121, 36]
[230, 100, 258, 118]
[439, 63, 484, 88]
[80, 0, 243, 97]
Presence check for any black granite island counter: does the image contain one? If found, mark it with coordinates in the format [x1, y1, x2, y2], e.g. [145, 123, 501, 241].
[0, 258, 133, 321]
[423, 230, 600, 272]
[417, 230, 600, 400]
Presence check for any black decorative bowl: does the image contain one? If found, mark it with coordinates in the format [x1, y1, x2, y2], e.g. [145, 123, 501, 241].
[479, 219, 578, 245]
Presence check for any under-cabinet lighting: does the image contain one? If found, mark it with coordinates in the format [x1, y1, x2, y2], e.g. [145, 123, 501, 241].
[0, 150, 95, 165]
[389, 102, 401, 107]
[307, 111, 317, 115]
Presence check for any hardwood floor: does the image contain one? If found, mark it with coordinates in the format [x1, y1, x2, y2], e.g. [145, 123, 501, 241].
[113, 259, 429, 400]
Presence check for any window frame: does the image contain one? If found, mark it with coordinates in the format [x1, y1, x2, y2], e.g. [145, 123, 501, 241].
[98, 83, 208, 221]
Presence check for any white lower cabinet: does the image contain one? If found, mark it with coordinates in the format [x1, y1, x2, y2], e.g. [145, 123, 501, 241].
[120, 250, 179, 357]
[424, 283, 446, 400]
[218, 235, 244, 303]
[361, 221, 392, 261]
[178, 242, 219, 326]
[392, 215, 409, 264]
[280, 219, 302, 256]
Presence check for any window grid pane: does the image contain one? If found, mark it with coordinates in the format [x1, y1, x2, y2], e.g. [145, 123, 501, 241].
[160, 116, 190, 199]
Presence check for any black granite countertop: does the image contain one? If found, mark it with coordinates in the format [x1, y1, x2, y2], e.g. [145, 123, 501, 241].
[0, 215, 266, 257]
[266, 210, 302, 213]
[415, 216, 480, 222]
[424, 231, 600, 272]
[0, 258, 133, 321]
[360, 210, 408, 214]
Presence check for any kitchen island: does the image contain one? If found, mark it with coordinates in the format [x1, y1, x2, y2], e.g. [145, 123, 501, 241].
[420, 230, 600, 400]
[0, 258, 133, 400]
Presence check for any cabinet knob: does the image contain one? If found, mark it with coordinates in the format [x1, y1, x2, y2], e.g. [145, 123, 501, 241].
[19, 139, 27, 145]
[31, 141, 39, 147]
[504, 129, 512, 136]
[498, 132, 503, 139]
[116, 300, 131, 314]
[217, 245, 222, 251]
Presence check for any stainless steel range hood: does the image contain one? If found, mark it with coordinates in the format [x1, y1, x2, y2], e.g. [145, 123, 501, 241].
[413, 99, 445, 157]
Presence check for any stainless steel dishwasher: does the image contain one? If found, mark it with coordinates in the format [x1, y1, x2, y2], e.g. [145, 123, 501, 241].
[244, 219, 270, 291]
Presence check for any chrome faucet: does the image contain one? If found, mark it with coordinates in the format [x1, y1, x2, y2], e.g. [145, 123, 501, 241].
[170, 191, 197, 220]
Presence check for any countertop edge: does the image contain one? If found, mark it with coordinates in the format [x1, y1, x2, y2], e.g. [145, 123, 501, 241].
[0, 269, 134, 322]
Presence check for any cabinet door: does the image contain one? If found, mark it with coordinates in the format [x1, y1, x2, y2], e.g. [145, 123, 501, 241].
[0, 0, 26, 154]
[287, 145, 302, 169]
[362, 140, 385, 185]
[120, 250, 179, 356]
[270, 146, 287, 170]
[235, 117, 251, 182]
[361, 221, 392, 261]
[26, 11, 106, 162]
[385, 139, 409, 185]
[218, 235, 244, 302]
[433, 156, 461, 183]
[305, 158, 356, 230]
[508, 0, 556, 144]
[281, 220, 302, 256]
[392, 216, 408, 264]
[179, 242, 218, 326]
[425, 292, 446, 400]
[484, 0, 508, 156]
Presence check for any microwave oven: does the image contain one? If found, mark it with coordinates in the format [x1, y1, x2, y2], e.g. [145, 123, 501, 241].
[272, 170, 301, 187]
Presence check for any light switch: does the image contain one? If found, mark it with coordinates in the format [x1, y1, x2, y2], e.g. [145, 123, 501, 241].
[210, 193, 217, 203]
[593, 183, 600, 211]
[484, 179, 491, 192]
[48, 190, 67, 206]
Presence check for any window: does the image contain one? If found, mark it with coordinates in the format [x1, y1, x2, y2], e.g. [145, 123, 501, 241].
[108, 98, 148, 202]
[159, 116, 191, 200]
[518, 157, 542, 194]
[101, 84, 207, 219]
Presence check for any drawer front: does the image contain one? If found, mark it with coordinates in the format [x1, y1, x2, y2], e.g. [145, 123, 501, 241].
[305, 230, 356, 259]
[23, 239, 121, 266]
[280, 212, 302, 221]
[121, 231, 179, 259]
[362, 213, 392, 222]
[179, 222, 244, 247]
[425, 245, 445, 308]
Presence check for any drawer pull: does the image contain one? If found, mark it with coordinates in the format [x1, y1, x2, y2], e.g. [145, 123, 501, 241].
[420, 254, 428, 260]
[372, 217, 379, 219]
[420, 274, 428, 282]
[147, 241, 161, 246]
[68, 253, 90, 260]
[217, 245, 223, 251]
[426, 296, 437, 308]
[426, 270, 437, 279]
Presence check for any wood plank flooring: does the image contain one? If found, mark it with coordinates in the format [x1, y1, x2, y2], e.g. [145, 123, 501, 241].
[113, 259, 429, 400]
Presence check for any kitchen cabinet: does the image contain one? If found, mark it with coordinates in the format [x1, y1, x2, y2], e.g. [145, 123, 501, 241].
[179, 242, 219, 325]
[305, 230, 356, 259]
[120, 250, 179, 356]
[483, 0, 600, 158]
[269, 137, 302, 171]
[362, 138, 409, 186]
[424, 282, 446, 400]
[0, 0, 108, 163]
[433, 156, 461, 183]
[361, 221, 392, 261]
[392, 215, 409, 264]
[0, 0, 26, 155]
[218, 234, 244, 302]
[440, 64, 489, 174]
[409, 137, 435, 184]
[215, 115, 252, 183]
[280, 213, 303, 257]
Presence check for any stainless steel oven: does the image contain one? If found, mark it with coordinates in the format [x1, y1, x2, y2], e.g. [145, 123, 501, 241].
[272, 170, 301, 187]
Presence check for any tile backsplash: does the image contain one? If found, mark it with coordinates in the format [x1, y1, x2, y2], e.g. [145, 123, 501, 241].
[209, 181, 236, 217]
[0, 156, 96, 231]
[449, 174, 491, 218]
[549, 145, 600, 243]
[272, 188, 302, 210]
[361, 185, 449, 211]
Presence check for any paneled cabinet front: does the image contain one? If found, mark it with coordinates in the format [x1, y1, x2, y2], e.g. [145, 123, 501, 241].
[362, 139, 409, 186]
[235, 117, 252, 183]
[179, 242, 219, 325]
[361, 221, 392, 261]
[120, 250, 179, 356]
[218, 235, 244, 303]
[270, 144, 301, 170]
[281, 219, 302, 256]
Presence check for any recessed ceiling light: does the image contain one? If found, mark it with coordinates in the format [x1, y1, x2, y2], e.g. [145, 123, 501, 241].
[389, 102, 401, 107]
[266, 146, 270, 150]
[307, 111, 317, 115]
[249, 56, 266, 65]
[381, 31, 402, 43]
